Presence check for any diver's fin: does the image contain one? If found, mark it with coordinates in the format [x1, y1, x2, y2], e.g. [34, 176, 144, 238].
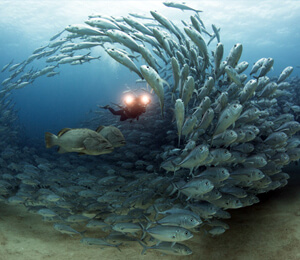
[57, 128, 71, 137]
[98, 105, 110, 109]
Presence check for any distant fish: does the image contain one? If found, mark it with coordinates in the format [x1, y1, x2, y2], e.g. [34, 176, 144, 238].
[45, 127, 114, 155]
[106, 48, 143, 79]
[128, 12, 153, 20]
[53, 223, 85, 236]
[175, 99, 185, 146]
[49, 29, 65, 41]
[1, 59, 14, 72]
[211, 24, 220, 43]
[85, 18, 121, 30]
[163, 2, 203, 13]
[138, 241, 193, 256]
[32, 45, 48, 54]
[250, 58, 266, 75]
[106, 30, 140, 53]
[140, 65, 169, 117]
[277, 66, 293, 83]
[226, 43, 243, 67]
[65, 24, 103, 36]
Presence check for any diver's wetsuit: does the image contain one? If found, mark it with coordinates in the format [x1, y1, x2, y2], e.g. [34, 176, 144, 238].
[108, 105, 146, 121]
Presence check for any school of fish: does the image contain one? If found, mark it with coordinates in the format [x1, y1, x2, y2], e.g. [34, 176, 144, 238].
[1, 1, 300, 256]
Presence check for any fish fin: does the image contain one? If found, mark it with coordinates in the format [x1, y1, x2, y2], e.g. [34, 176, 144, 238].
[139, 222, 148, 241]
[137, 240, 149, 255]
[153, 205, 161, 220]
[79, 230, 87, 237]
[95, 126, 105, 133]
[115, 243, 123, 252]
[57, 128, 71, 137]
[45, 132, 57, 148]
[186, 195, 192, 201]
[169, 182, 179, 196]
[155, 240, 161, 246]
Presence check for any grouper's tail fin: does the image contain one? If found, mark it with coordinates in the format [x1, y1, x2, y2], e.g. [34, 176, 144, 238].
[45, 132, 58, 148]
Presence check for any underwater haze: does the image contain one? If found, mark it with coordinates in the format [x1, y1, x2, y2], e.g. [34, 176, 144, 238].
[1, 1, 300, 259]
[0, 0, 299, 140]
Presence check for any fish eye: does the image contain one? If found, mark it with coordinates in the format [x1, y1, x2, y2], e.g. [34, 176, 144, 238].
[190, 218, 194, 222]
[221, 170, 224, 173]
[172, 235, 176, 238]
[234, 105, 237, 108]
[185, 231, 189, 235]
[234, 44, 237, 47]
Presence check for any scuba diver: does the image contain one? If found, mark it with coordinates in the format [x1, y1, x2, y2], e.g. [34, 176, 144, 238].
[100, 94, 151, 122]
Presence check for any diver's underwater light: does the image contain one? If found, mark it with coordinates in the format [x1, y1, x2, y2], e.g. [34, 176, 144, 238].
[124, 95, 135, 105]
[140, 95, 151, 105]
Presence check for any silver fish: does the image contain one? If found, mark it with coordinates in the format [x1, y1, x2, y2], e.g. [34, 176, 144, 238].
[213, 103, 243, 136]
[106, 48, 143, 79]
[163, 2, 203, 13]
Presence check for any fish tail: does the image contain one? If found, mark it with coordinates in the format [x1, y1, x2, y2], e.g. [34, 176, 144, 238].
[153, 205, 160, 220]
[45, 132, 58, 148]
[115, 243, 123, 252]
[79, 230, 87, 237]
[169, 182, 179, 196]
[137, 240, 149, 255]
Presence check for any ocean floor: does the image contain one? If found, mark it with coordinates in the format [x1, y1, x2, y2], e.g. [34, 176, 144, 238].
[0, 164, 300, 260]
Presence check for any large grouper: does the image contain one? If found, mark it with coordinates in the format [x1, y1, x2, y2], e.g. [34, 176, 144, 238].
[45, 127, 114, 155]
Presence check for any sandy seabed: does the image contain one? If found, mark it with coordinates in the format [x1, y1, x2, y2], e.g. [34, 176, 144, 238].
[0, 165, 300, 260]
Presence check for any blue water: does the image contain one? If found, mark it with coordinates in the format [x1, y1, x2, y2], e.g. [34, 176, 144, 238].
[0, 0, 299, 140]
